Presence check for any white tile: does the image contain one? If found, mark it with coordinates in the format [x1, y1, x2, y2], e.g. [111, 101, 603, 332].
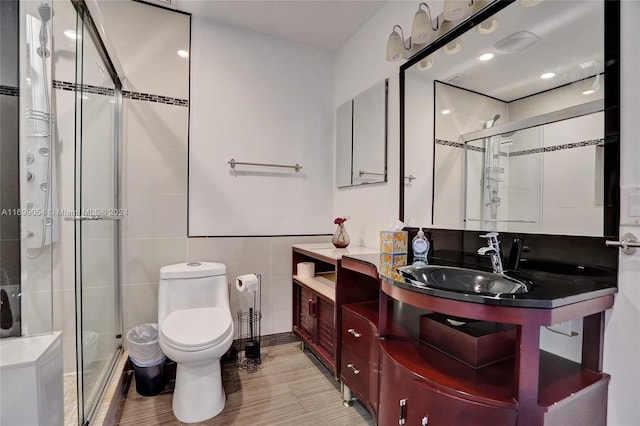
[122, 283, 159, 335]
[270, 273, 292, 314]
[80, 286, 116, 334]
[270, 311, 292, 335]
[80, 239, 116, 288]
[125, 145, 187, 194]
[123, 238, 188, 285]
[52, 238, 74, 291]
[124, 193, 187, 239]
[123, 100, 188, 151]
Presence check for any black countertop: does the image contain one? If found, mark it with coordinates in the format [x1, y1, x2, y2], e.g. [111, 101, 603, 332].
[347, 250, 617, 309]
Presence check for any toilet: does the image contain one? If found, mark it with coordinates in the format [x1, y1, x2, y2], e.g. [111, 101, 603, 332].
[158, 262, 234, 423]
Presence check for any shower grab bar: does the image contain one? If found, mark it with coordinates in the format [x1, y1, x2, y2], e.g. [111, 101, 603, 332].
[64, 214, 125, 221]
[358, 170, 385, 177]
[228, 158, 302, 172]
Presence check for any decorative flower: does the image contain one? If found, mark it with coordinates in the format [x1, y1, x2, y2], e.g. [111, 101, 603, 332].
[334, 216, 350, 225]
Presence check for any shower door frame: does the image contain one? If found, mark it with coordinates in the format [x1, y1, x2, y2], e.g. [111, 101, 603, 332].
[71, 1, 123, 424]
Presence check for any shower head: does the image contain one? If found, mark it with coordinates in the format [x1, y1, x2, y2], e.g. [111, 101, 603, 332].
[38, 3, 52, 22]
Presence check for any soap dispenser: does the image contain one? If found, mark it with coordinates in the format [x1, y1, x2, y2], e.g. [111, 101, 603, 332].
[412, 228, 429, 264]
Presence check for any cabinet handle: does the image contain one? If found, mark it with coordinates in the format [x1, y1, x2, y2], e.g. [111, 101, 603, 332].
[399, 399, 406, 425]
[346, 363, 360, 375]
[348, 328, 362, 338]
[308, 299, 314, 317]
[422, 416, 429, 425]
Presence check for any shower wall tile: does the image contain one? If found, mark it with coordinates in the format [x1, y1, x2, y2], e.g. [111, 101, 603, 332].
[123, 238, 188, 285]
[122, 282, 159, 336]
[123, 100, 188, 151]
[52, 237, 74, 291]
[52, 288, 76, 373]
[124, 193, 187, 239]
[125, 146, 187, 194]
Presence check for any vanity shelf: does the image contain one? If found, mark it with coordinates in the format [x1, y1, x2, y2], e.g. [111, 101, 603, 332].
[291, 244, 379, 378]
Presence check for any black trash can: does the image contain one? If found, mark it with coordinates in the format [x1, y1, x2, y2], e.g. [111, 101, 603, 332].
[126, 323, 166, 396]
[131, 358, 166, 396]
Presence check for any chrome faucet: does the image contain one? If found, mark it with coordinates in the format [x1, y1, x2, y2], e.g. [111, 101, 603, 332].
[477, 232, 504, 274]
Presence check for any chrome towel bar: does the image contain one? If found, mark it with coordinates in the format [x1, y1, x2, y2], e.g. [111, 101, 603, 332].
[228, 158, 302, 172]
[606, 233, 639, 255]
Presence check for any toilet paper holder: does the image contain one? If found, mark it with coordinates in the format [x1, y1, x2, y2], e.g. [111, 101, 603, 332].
[235, 273, 262, 372]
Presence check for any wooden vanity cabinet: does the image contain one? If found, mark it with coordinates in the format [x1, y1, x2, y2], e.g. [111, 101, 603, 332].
[340, 301, 379, 415]
[292, 245, 379, 378]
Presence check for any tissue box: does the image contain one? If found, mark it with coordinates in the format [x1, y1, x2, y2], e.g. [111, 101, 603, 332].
[380, 253, 407, 281]
[380, 231, 408, 254]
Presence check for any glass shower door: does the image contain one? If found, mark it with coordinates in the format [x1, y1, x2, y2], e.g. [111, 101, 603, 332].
[72, 5, 122, 423]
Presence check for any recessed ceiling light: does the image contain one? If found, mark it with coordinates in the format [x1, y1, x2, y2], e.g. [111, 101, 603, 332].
[442, 41, 462, 55]
[540, 72, 556, 80]
[476, 19, 499, 35]
[479, 53, 494, 62]
[64, 29, 78, 40]
[441, 109, 451, 115]
[177, 50, 189, 58]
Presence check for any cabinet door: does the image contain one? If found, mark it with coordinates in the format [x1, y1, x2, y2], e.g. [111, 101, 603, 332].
[410, 379, 517, 426]
[315, 296, 335, 362]
[296, 284, 315, 340]
[378, 351, 415, 426]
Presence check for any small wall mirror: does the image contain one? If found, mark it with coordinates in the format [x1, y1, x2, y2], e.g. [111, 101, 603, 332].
[402, 0, 618, 237]
[336, 79, 388, 188]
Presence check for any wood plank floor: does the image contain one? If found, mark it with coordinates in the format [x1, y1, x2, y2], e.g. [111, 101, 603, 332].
[116, 343, 375, 425]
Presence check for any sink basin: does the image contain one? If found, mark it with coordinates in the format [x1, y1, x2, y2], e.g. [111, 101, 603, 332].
[397, 264, 528, 296]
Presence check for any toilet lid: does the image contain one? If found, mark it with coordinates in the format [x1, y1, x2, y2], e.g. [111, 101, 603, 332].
[161, 307, 232, 350]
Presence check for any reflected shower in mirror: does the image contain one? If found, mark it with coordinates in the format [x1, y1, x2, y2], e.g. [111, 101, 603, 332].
[402, 0, 616, 237]
[335, 79, 388, 188]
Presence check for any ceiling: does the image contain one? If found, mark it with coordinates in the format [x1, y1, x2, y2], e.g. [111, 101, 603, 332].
[407, 0, 604, 102]
[175, 0, 388, 52]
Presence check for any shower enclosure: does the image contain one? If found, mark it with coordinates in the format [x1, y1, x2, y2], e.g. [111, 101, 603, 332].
[70, 2, 123, 422]
[0, 0, 123, 424]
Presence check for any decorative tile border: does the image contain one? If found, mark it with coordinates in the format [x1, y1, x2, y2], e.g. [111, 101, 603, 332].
[509, 138, 604, 157]
[436, 137, 604, 157]
[122, 90, 188, 107]
[0, 85, 19, 97]
[52, 80, 188, 107]
[53, 79, 114, 96]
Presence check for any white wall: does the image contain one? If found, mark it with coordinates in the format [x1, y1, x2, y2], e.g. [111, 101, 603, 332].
[333, 1, 424, 247]
[604, 1, 640, 424]
[188, 17, 334, 236]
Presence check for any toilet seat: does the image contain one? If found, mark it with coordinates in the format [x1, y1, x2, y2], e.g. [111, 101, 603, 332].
[161, 307, 232, 352]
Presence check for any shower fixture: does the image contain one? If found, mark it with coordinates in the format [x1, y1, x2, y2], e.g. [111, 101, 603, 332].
[37, 3, 52, 58]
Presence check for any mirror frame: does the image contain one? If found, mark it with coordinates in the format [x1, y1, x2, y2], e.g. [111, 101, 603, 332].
[399, 0, 620, 239]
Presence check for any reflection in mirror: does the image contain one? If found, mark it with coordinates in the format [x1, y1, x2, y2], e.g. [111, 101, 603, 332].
[403, 0, 613, 237]
[336, 100, 353, 188]
[335, 79, 388, 188]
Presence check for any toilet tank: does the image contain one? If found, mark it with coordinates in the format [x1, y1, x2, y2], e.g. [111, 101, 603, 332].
[158, 262, 229, 325]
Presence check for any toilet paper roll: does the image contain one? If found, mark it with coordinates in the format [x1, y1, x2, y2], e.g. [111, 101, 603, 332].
[297, 262, 315, 278]
[236, 273, 259, 293]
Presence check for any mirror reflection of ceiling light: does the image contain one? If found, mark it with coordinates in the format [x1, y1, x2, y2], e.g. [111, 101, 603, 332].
[519, 0, 543, 7]
[63, 29, 78, 40]
[443, 0, 474, 22]
[442, 41, 462, 55]
[479, 52, 494, 62]
[441, 109, 451, 115]
[476, 19, 499, 35]
[177, 49, 189, 58]
[418, 55, 433, 70]
[582, 89, 595, 95]
[540, 72, 556, 80]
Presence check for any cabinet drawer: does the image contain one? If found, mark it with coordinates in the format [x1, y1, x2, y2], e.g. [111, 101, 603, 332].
[342, 307, 374, 354]
[341, 347, 370, 402]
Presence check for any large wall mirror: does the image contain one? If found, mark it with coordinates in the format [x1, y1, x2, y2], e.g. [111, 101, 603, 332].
[336, 79, 388, 188]
[401, 0, 619, 238]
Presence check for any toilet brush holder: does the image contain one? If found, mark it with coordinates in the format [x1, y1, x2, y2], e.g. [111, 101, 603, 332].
[236, 308, 262, 372]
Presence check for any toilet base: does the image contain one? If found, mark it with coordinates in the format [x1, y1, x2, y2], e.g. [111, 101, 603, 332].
[172, 359, 225, 423]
